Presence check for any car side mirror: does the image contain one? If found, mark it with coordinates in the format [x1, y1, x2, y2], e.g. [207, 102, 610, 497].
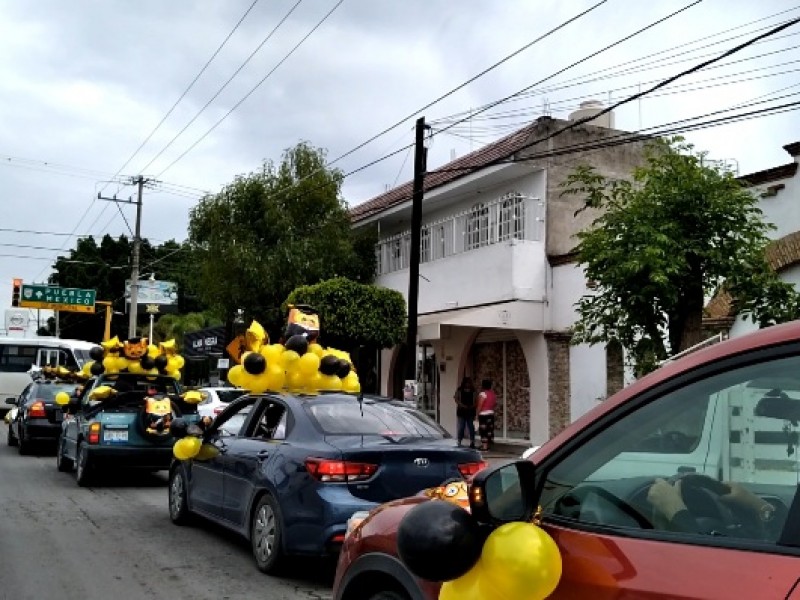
[5, 397, 17, 405]
[469, 460, 537, 524]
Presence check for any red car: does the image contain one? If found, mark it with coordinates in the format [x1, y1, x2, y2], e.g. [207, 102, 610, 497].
[334, 320, 800, 600]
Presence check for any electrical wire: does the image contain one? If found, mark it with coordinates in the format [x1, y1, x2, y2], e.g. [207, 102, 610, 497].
[103, 0, 261, 193]
[138, 0, 303, 176]
[154, 0, 345, 179]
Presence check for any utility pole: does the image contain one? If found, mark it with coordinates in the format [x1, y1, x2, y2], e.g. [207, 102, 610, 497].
[98, 175, 147, 339]
[405, 117, 429, 381]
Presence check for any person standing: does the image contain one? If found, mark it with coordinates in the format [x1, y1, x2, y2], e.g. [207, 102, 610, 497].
[454, 376, 477, 448]
[476, 379, 497, 451]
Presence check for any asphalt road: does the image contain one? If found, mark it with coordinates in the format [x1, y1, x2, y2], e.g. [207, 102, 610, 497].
[0, 422, 334, 600]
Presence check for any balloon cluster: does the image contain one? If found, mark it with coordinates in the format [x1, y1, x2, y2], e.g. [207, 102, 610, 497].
[169, 412, 219, 461]
[80, 337, 186, 380]
[226, 310, 360, 395]
[37, 365, 88, 383]
[397, 500, 562, 600]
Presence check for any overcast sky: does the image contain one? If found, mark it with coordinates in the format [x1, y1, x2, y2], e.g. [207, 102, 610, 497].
[1, 0, 798, 333]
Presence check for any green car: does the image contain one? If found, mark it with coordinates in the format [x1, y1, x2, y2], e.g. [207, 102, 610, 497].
[56, 373, 201, 486]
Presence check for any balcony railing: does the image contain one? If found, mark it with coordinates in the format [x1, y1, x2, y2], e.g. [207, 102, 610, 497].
[375, 194, 544, 275]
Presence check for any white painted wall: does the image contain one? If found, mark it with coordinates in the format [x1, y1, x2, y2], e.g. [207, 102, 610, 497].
[570, 342, 607, 419]
[376, 239, 547, 314]
[752, 173, 800, 241]
[549, 262, 589, 330]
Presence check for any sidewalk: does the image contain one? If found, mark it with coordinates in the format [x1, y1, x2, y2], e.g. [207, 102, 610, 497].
[478, 441, 530, 466]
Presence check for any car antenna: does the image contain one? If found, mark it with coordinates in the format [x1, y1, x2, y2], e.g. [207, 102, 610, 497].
[358, 389, 364, 418]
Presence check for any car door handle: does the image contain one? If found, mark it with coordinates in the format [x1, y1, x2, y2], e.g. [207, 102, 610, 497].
[257, 450, 270, 460]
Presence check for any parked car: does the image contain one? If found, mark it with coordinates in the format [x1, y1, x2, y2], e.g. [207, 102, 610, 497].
[56, 373, 199, 486]
[6, 378, 80, 454]
[333, 320, 800, 600]
[168, 392, 485, 574]
[196, 386, 247, 419]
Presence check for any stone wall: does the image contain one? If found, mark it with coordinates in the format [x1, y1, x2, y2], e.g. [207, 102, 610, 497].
[545, 331, 572, 437]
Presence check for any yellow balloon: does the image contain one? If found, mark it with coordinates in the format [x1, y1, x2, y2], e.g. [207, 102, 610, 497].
[478, 522, 562, 600]
[102, 356, 119, 373]
[318, 374, 342, 391]
[127, 361, 145, 374]
[342, 372, 361, 394]
[147, 344, 160, 359]
[55, 392, 70, 406]
[279, 350, 300, 368]
[265, 364, 286, 390]
[247, 374, 271, 394]
[167, 370, 181, 380]
[196, 443, 219, 461]
[173, 355, 185, 370]
[185, 436, 202, 458]
[115, 356, 129, 372]
[308, 343, 325, 358]
[439, 563, 484, 600]
[297, 352, 321, 377]
[227, 364, 245, 387]
[261, 344, 284, 366]
[182, 390, 203, 404]
[173, 438, 194, 460]
[286, 370, 304, 392]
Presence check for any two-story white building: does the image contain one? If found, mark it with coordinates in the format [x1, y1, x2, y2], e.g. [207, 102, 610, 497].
[705, 141, 800, 337]
[350, 103, 648, 447]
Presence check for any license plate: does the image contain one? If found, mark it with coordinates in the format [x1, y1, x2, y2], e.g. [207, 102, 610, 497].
[103, 429, 128, 443]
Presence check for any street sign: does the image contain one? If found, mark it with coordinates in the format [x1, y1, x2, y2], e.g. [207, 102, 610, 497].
[19, 284, 96, 314]
[226, 334, 246, 364]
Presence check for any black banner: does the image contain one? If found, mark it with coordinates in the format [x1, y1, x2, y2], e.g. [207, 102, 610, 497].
[183, 326, 226, 357]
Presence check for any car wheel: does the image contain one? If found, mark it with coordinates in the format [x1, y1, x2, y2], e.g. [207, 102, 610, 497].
[251, 494, 285, 574]
[56, 435, 74, 472]
[17, 425, 29, 455]
[168, 467, 192, 525]
[7, 421, 17, 447]
[75, 441, 93, 487]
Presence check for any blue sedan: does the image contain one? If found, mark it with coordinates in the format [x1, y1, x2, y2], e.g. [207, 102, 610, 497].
[168, 392, 485, 573]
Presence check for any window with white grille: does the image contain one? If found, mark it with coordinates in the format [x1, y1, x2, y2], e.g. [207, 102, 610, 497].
[466, 203, 489, 250]
[498, 192, 525, 241]
[421, 227, 431, 263]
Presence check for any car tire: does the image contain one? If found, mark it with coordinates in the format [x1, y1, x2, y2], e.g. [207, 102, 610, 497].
[251, 494, 285, 574]
[56, 435, 74, 472]
[75, 441, 93, 487]
[17, 425, 29, 455]
[168, 466, 192, 525]
[7, 421, 17, 447]
[367, 592, 410, 600]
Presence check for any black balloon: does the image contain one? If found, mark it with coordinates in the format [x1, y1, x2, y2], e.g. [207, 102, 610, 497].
[140, 356, 155, 370]
[284, 334, 309, 356]
[397, 500, 483, 583]
[243, 352, 267, 375]
[89, 346, 104, 361]
[336, 359, 351, 379]
[284, 323, 304, 340]
[319, 355, 340, 376]
[90, 362, 105, 376]
[169, 418, 188, 439]
[154, 355, 168, 371]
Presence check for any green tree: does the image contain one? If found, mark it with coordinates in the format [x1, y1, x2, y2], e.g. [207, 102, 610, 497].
[49, 235, 204, 342]
[562, 137, 800, 375]
[147, 312, 222, 347]
[188, 142, 376, 339]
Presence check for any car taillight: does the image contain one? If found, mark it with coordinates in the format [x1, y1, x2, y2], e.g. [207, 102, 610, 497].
[28, 401, 47, 418]
[305, 458, 378, 483]
[88, 422, 101, 444]
[458, 461, 488, 479]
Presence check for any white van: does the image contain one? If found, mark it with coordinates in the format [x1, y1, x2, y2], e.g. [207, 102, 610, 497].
[0, 337, 97, 413]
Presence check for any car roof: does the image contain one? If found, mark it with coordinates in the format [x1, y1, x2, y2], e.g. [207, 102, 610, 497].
[538, 319, 800, 460]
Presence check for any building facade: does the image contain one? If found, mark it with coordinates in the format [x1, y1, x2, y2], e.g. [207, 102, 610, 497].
[350, 104, 647, 446]
[705, 141, 800, 337]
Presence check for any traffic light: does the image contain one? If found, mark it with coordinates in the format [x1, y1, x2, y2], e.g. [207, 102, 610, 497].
[11, 278, 21, 307]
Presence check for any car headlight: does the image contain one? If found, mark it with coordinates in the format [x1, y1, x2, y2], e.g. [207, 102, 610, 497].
[345, 511, 372, 540]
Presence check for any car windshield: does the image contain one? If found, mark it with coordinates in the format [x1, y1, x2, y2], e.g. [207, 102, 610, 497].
[73, 349, 93, 367]
[306, 396, 449, 438]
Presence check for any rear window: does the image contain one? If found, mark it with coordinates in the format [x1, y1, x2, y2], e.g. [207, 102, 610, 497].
[306, 397, 449, 438]
[216, 389, 246, 403]
[31, 382, 78, 401]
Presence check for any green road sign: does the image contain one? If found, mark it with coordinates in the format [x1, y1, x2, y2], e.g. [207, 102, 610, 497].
[19, 284, 97, 314]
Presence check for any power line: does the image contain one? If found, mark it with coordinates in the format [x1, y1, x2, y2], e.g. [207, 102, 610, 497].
[138, 0, 302, 176]
[155, 0, 345, 179]
[100, 0, 261, 195]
